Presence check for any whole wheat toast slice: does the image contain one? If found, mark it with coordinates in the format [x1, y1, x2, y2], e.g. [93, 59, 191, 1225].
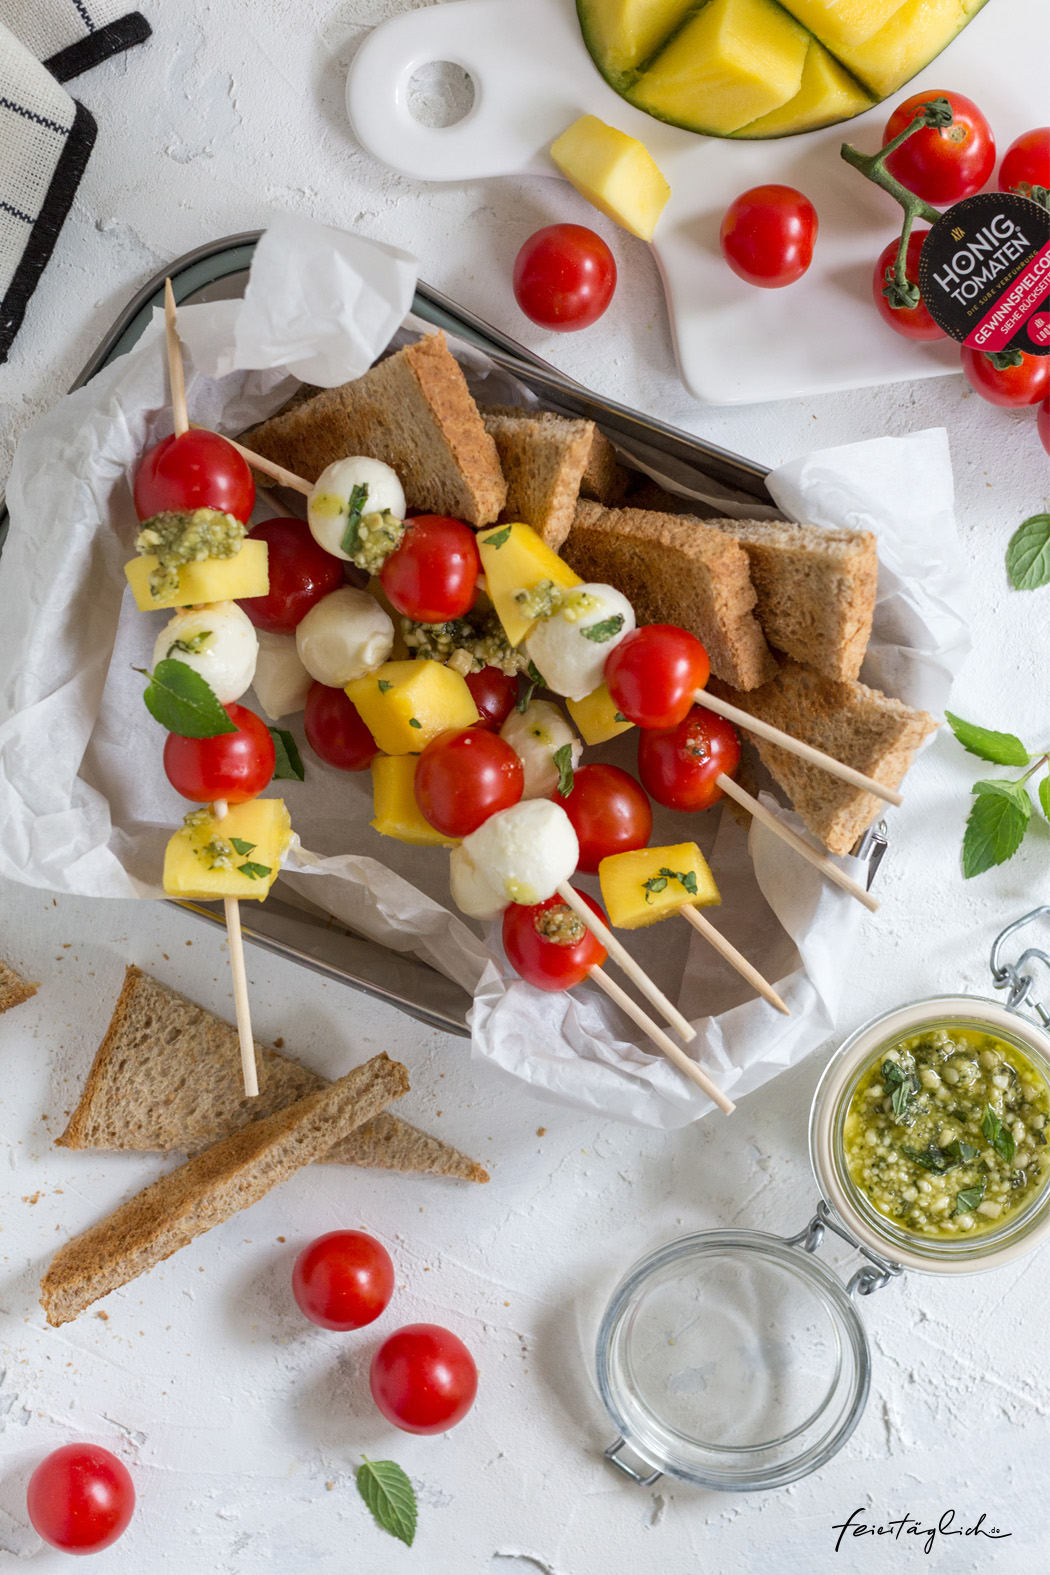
[563, 500, 777, 690]
[242, 332, 506, 525]
[482, 410, 595, 549]
[58, 967, 487, 1184]
[0, 959, 38, 1015]
[41, 1054, 409, 1326]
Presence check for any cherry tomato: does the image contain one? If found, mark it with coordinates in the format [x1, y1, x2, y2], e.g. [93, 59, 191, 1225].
[883, 91, 995, 205]
[370, 1324, 478, 1434]
[163, 703, 275, 803]
[719, 186, 817, 289]
[560, 764, 653, 874]
[638, 705, 741, 813]
[872, 229, 945, 342]
[605, 625, 710, 731]
[291, 1230, 394, 1331]
[379, 515, 480, 623]
[27, 1444, 135, 1554]
[960, 346, 1050, 407]
[415, 727, 523, 838]
[502, 889, 607, 991]
[1038, 396, 1050, 457]
[134, 429, 254, 523]
[465, 666, 518, 731]
[999, 127, 1050, 201]
[512, 224, 617, 331]
[239, 518, 343, 633]
[304, 682, 378, 771]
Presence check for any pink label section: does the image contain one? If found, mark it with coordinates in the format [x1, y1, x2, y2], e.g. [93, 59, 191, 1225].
[963, 240, 1050, 351]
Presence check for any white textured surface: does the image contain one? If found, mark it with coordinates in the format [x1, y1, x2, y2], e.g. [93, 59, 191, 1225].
[0, 2, 1047, 1570]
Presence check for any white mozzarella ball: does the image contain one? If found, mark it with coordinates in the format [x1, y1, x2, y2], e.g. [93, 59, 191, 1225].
[307, 456, 406, 560]
[252, 630, 312, 721]
[449, 846, 509, 921]
[524, 584, 635, 702]
[461, 800, 579, 907]
[153, 601, 258, 705]
[499, 700, 582, 800]
[295, 587, 393, 687]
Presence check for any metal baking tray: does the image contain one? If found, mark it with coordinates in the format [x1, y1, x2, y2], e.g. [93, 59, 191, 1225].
[0, 234, 880, 1036]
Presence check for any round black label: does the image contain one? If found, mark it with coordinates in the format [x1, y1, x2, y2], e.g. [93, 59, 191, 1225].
[918, 191, 1050, 356]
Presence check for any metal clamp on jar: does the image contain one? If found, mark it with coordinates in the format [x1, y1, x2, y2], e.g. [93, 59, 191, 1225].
[596, 908, 1050, 1492]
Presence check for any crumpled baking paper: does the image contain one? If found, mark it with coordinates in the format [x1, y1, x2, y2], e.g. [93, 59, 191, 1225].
[0, 215, 969, 1127]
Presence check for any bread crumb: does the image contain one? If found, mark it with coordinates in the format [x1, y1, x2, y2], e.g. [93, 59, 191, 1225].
[274, 1036, 284, 1048]
[325, 1482, 334, 1491]
[536, 1127, 546, 1137]
[277, 1236, 286, 1243]
[23, 1193, 40, 1204]
[96, 1311, 109, 1321]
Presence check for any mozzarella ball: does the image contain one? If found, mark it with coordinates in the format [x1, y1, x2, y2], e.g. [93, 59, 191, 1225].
[153, 601, 258, 705]
[449, 846, 509, 921]
[307, 456, 406, 560]
[524, 584, 635, 702]
[295, 587, 393, 687]
[461, 799, 579, 907]
[252, 630, 312, 721]
[499, 700, 582, 800]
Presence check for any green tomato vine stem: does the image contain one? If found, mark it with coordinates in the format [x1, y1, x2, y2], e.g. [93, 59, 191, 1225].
[841, 100, 949, 311]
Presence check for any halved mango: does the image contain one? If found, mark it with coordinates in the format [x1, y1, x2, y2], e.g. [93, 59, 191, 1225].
[843, 0, 986, 98]
[576, 0, 695, 80]
[776, 0, 909, 52]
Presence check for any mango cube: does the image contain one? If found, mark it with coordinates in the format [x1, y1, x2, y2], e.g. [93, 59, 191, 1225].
[125, 538, 269, 611]
[733, 40, 874, 136]
[345, 660, 479, 755]
[567, 682, 635, 747]
[577, 0, 696, 77]
[370, 755, 458, 847]
[476, 522, 582, 648]
[550, 115, 670, 242]
[842, 0, 983, 98]
[599, 842, 720, 929]
[773, 0, 908, 51]
[163, 798, 291, 902]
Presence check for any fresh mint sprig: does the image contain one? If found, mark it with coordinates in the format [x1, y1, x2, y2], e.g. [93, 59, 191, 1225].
[945, 711, 1049, 878]
[356, 1457, 417, 1547]
[1006, 512, 1050, 590]
[135, 659, 236, 738]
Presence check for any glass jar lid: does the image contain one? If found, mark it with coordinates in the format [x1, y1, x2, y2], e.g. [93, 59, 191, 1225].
[595, 1227, 872, 1491]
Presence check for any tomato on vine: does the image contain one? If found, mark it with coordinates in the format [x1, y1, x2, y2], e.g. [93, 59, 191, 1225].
[998, 127, 1049, 202]
[872, 229, 944, 341]
[961, 346, 1050, 408]
[883, 91, 995, 205]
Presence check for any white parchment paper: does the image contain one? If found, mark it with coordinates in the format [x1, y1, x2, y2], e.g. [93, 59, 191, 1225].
[0, 217, 970, 1127]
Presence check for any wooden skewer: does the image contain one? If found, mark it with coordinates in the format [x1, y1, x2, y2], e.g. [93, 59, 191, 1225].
[163, 279, 189, 439]
[556, 881, 696, 1042]
[716, 773, 879, 913]
[696, 691, 902, 809]
[679, 905, 789, 1015]
[201, 428, 313, 496]
[587, 965, 734, 1114]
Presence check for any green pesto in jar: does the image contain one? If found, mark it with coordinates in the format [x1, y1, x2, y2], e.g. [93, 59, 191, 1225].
[843, 1026, 1050, 1240]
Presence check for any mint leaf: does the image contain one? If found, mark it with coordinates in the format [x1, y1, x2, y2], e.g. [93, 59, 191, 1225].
[956, 1184, 984, 1214]
[229, 838, 256, 856]
[356, 1458, 417, 1547]
[339, 483, 370, 558]
[378, 679, 392, 693]
[981, 1105, 1016, 1163]
[166, 630, 211, 658]
[409, 717, 422, 729]
[658, 866, 698, 897]
[962, 788, 1030, 877]
[944, 711, 1029, 767]
[1041, 776, 1050, 823]
[1006, 512, 1050, 590]
[238, 861, 272, 881]
[971, 778, 1033, 808]
[516, 661, 545, 714]
[643, 876, 668, 900]
[269, 727, 305, 782]
[137, 660, 237, 738]
[481, 525, 511, 550]
[581, 614, 625, 644]
[553, 742, 575, 798]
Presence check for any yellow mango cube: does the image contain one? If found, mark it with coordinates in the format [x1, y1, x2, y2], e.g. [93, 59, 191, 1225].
[567, 682, 635, 746]
[163, 798, 291, 902]
[476, 523, 582, 648]
[599, 842, 720, 929]
[842, 0, 983, 99]
[125, 539, 269, 612]
[345, 660, 479, 755]
[370, 755, 458, 847]
[577, 0, 696, 77]
[551, 115, 671, 242]
[733, 41, 875, 136]
[774, 0, 908, 51]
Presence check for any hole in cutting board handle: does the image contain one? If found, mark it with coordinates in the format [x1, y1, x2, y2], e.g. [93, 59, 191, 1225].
[407, 61, 476, 128]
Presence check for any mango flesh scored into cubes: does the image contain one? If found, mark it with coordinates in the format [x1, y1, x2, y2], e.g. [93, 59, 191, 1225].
[163, 798, 291, 902]
[551, 115, 671, 241]
[124, 538, 269, 612]
[629, 0, 809, 135]
[345, 660, 479, 755]
[476, 523, 582, 648]
[599, 842, 720, 929]
[841, 0, 986, 98]
[733, 40, 874, 135]
[576, 0, 696, 78]
[370, 755, 459, 847]
[774, 0, 908, 51]
[567, 682, 635, 746]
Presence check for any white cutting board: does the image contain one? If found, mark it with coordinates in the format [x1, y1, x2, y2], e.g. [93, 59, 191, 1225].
[347, 0, 1038, 405]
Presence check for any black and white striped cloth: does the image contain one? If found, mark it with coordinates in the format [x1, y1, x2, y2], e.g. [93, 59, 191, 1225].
[0, 2, 150, 362]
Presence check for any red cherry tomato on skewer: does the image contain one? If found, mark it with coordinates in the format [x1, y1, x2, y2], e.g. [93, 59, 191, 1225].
[998, 127, 1050, 201]
[163, 703, 275, 802]
[960, 347, 1050, 408]
[304, 682, 378, 771]
[465, 666, 518, 731]
[512, 224, 617, 331]
[638, 706, 741, 813]
[415, 727, 524, 839]
[720, 186, 818, 289]
[502, 890, 607, 991]
[239, 518, 343, 633]
[883, 91, 995, 205]
[134, 429, 255, 523]
[292, 1230, 394, 1331]
[872, 230, 945, 342]
[380, 515, 480, 623]
[605, 624, 710, 730]
[370, 1324, 478, 1434]
[560, 763, 652, 874]
[27, 1444, 135, 1554]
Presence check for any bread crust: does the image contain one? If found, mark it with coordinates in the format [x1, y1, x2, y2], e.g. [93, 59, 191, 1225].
[0, 959, 38, 1015]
